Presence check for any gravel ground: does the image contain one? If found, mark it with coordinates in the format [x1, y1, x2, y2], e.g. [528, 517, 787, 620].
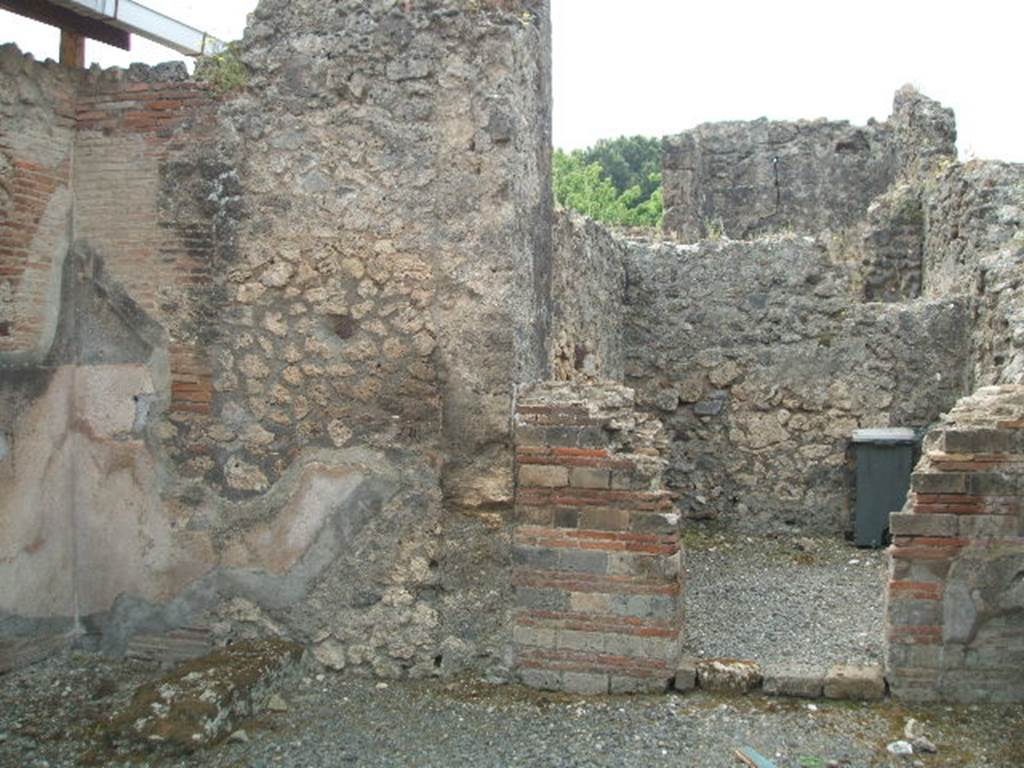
[0, 535, 1013, 768]
[1, 654, 1022, 768]
[683, 530, 887, 667]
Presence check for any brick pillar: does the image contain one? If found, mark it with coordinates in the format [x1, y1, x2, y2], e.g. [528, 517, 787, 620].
[512, 381, 682, 694]
[886, 385, 1024, 702]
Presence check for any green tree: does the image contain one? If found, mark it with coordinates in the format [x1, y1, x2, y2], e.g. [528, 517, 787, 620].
[579, 135, 662, 200]
[553, 138, 663, 229]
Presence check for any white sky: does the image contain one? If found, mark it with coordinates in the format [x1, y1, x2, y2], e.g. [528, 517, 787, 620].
[1, 1, 1022, 161]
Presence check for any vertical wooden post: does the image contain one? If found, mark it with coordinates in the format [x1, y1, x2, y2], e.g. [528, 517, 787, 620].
[59, 29, 86, 68]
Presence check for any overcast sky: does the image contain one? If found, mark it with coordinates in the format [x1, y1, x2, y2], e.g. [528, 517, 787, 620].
[2, 1, 1022, 161]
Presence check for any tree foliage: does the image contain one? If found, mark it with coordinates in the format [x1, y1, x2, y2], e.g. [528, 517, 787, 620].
[553, 136, 663, 228]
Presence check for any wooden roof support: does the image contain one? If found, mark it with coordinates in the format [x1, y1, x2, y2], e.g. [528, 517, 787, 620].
[59, 28, 85, 67]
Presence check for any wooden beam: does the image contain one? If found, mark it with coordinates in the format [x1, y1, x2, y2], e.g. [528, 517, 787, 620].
[0, 0, 131, 51]
[59, 28, 85, 67]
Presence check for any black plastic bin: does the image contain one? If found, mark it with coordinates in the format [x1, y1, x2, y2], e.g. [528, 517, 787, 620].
[852, 427, 918, 547]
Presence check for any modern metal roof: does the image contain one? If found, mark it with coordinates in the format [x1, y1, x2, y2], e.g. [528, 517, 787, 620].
[1, 0, 226, 57]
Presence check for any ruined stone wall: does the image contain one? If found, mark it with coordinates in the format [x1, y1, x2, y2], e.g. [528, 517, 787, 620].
[622, 236, 971, 532]
[886, 386, 1024, 702]
[663, 118, 896, 243]
[548, 209, 626, 381]
[663, 86, 956, 246]
[1, 0, 553, 681]
[920, 160, 1024, 386]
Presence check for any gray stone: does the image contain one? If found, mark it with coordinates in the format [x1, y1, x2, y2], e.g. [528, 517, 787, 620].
[823, 664, 886, 701]
[696, 659, 762, 694]
[518, 464, 569, 488]
[673, 657, 698, 692]
[562, 671, 609, 695]
[762, 664, 824, 699]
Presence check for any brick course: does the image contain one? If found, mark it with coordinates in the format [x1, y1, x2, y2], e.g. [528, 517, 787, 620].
[512, 382, 681, 694]
[885, 385, 1024, 702]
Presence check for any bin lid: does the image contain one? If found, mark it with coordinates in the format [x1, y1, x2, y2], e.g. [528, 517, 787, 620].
[852, 427, 917, 445]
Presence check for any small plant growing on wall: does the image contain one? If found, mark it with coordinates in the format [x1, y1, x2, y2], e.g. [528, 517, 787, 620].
[195, 43, 248, 95]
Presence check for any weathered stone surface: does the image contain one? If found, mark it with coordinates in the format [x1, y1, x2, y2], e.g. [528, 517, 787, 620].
[663, 86, 956, 244]
[823, 664, 885, 701]
[1, 0, 552, 681]
[623, 236, 970, 532]
[664, 118, 895, 242]
[673, 657, 698, 692]
[549, 210, 626, 382]
[696, 659, 762, 693]
[105, 639, 304, 753]
[762, 664, 824, 699]
[886, 386, 1024, 703]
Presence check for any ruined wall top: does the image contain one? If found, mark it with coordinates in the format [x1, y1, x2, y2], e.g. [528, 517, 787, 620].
[662, 87, 957, 243]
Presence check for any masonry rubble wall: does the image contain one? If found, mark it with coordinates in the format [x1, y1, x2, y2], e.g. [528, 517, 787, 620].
[2, 2, 1024, 705]
[547, 209, 626, 382]
[0, 0, 553, 680]
[886, 385, 1024, 702]
[622, 236, 971, 532]
[663, 86, 956, 245]
[511, 381, 681, 693]
[919, 160, 1024, 386]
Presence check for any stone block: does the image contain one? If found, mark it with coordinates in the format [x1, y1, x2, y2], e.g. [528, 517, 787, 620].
[610, 674, 670, 694]
[520, 667, 561, 691]
[886, 643, 944, 670]
[578, 507, 629, 530]
[514, 586, 569, 612]
[558, 629, 606, 653]
[673, 657, 698, 692]
[823, 664, 886, 701]
[762, 664, 824, 698]
[512, 546, 558, 570]
[518, 464, 569, 488]
[958, 514, 1020, 538]
[911, 471, 966, 494]
[943, 428, 1010, 454]
[696, 659, 762, 693]
[887, 598, 942, 627]
[558, 548, 608, 574]
[889, 512, 958, 538]
[603, 633, 675, 661]
[553, 508, 579, 528]
[968, 472, 1020, 496]
[107, 639, 303, 753]
[569, 591, 611, 613]
[562, 671, 609, 695]
[630, 511, 680, 534]
[570, 466, 611, 489]
[611, 593, 677, 620]
[512, 625, 556, 649]
[608, 551, 680, 581]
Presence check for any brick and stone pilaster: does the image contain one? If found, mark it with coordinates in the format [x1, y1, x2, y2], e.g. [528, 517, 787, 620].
[512, 382, 682, 694]
[886, 385, 1024, 702]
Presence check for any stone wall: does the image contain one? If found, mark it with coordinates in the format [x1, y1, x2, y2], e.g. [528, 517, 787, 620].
[921, 160, 1024, 386]
[886, 386, 1024, 702]
[663, 86, 956, 244]
[1, 0, 553, 680]
[547, 210, 626, 381]
[512, 382, 681, 693]
[663, 118, 896, 243]
[622, 236, 972, 532]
